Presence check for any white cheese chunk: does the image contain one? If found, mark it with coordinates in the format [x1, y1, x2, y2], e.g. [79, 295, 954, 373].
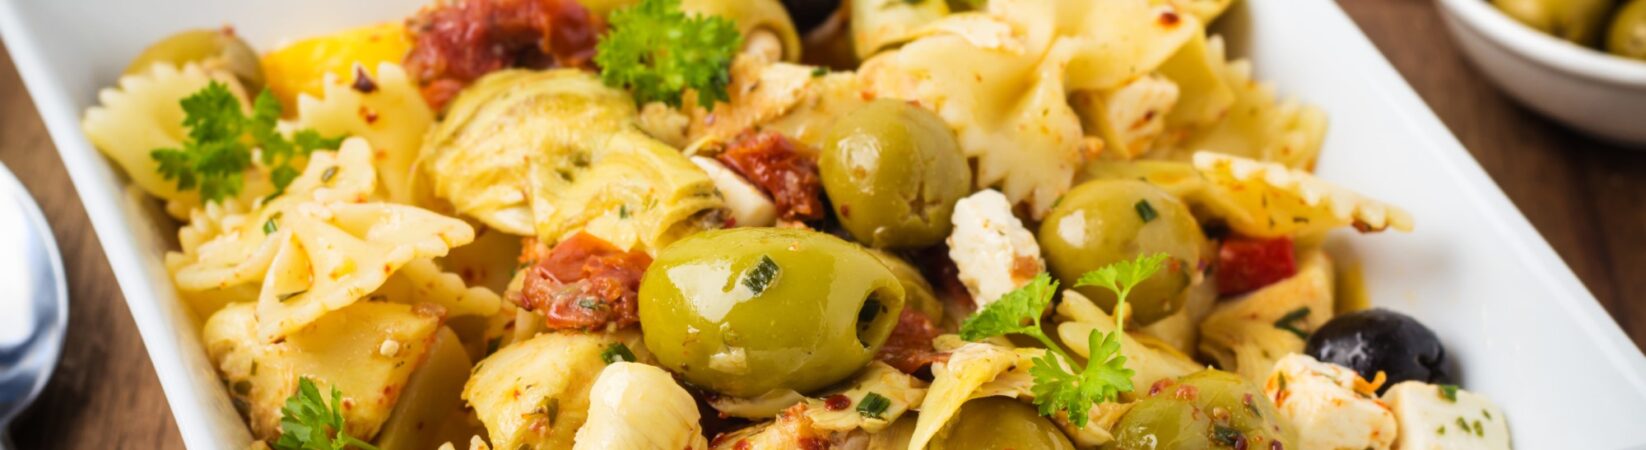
[1264, 354, 1397, 450]
[691, 156, 776, 227]
[1382, 381, 1511, 450]
[946, 189, 1044, 308]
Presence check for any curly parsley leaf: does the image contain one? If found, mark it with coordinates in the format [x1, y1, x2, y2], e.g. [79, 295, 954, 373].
[1075, 252, 1169, 331]
[275, 377, 379, 450]
[959, 272, 1058, 342]
[595, 0, 742, 109]
[150, 82, 344, 203]
[1029, 330, 1135, 427]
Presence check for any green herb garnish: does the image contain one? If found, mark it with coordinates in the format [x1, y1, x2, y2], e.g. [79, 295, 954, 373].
[1133, 199, 1158, 223]
[595, 0, 742, 109]
[151, 83, 344, 203]
[959, 253, 1167, 427]
[856, 392, 891, 419]
[1439, 384, 1459, 402]
[742, 255, 780, 294]
[601, 343, 637, 364]
[1273, 307, 1311, 339]
[275, 377, 378, 450]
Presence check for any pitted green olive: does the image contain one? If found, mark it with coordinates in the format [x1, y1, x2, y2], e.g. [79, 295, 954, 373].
[125, 28, 265, 92]
[1038, 180, 1205, 326]
[638, 228, 906, 397]
[1492, 0, 1616, 45]
[869, 249, 944, 321]
[820, 100, 971, 249]
[1608, 0, 1646, 59]
[1106, 370, 1294, 450]
[929, 397, 1077, 450]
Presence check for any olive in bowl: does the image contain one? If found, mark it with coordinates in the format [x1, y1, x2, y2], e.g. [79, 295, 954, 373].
[638, 227, 906, 398]
[1038, 179, 1205, 326]
[820, 100, 972, 249]
[1305, 308, 1452, 393]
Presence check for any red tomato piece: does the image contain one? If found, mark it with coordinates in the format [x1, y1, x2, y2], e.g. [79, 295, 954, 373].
[1216, 236, 1297, 296]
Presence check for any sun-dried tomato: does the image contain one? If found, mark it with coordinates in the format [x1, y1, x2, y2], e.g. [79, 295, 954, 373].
[404, 0, 603, 110]
[1216, 236, 1297, 296]
[515, 232, 650, 330]
[715, 131, 824, 221]
[876, 308, 947, 374]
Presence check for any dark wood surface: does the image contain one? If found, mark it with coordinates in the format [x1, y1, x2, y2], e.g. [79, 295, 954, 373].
[0, 0, 1641, 447]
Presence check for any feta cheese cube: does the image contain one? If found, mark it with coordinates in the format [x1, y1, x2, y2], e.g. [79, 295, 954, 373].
[946, 190, 1044, 307]
[1382, 381, 1511, 450]
[1264, 354, 1398, 450]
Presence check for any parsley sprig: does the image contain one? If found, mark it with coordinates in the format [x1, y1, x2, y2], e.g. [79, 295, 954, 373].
[150, 82, 343, 203]
[594, 0, 742, 110]
[275, 377, 378, 450]
[958, 253, 1169, 427]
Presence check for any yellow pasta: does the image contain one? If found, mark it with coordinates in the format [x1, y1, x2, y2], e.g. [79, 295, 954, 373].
[1193, 151, 1415, 238]
[294, 62, 434, 204]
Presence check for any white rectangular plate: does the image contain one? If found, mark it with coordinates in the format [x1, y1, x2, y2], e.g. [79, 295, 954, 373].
[3, 0, 1644, 448]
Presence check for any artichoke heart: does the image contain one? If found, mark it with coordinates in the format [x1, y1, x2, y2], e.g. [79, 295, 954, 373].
[422, 69, 725, 251]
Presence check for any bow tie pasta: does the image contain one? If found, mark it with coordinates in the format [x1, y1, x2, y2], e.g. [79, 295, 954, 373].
[421, 69, 724, 251]
[82, 63, 277, 217]
[1193, 151, 1415, 238]
[293, 62, 434, 205]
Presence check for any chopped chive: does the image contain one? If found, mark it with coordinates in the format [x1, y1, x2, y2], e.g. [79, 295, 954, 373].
[1273, 307, 1311, 339]
[1134, 199, 1158, 223]
[601, 343, 637, 364]
[856, 392, 891, 419]
[1439, 384, 1459, 402]
[742, 255, 780, 294]
[320, 165, 339, 183]
[263, 212, 282, 235]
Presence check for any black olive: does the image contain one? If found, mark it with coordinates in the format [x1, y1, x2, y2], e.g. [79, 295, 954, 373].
[1305, 308, 1451, 394]
[782, 0, 840, 33]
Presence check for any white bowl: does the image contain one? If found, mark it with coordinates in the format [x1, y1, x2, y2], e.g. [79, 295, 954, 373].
[1437, 0, 1646, 146]
[2, 0, 1646, 448]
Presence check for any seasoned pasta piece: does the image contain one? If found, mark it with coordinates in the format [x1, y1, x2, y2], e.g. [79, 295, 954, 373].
[421, 69, 724, 251]
[376, 327, 475, 450]
[1072, 73, 1180, 159]
[463, 332, 615, 450]
[1158, 59, 1328, 171]
[1156, 32, 1235, 129]
[373, 258, 503, 318]
[1054, 290, 1203, 389]
[573, 362, 710, 450]
[850, 0, 949, 58]
[294, 62, 434, 204]
[81, 62, 273, 216]
[202, 301, 442, 441]
[165, 139, 377, 316]
[802, 362, 928, 433]
[1193, 152, 1415, 238]
[859, 0, 1199, 217]
[1199, 250, 1335, 382]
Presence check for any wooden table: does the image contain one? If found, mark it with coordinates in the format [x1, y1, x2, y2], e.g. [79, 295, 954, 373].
[1, 0, 1641, 447]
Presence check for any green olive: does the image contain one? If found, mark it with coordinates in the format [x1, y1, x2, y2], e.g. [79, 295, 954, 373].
[820, 100, 971, 249]
[1038, 180, 1205, 326]
[1106, 370, 1294, 450]
[1608, 0, 1646, 59]
[869, 249, 944, 321]
[1492, 0, 1616, 45]
[928, 398, 1077, 450]
[125, 28, 264, 93]
[639, 228, 906, 397]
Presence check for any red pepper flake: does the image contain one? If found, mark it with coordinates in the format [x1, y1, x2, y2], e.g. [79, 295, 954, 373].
[358, 106, 380, 124]
[823, 394, 852, 411]
[715, 130, 824, 221]
[514, 232, 650, 330]
[404, 0, 604, 110]
[1159, 10, 1181, 27]
[351, 65, 379, 93]
[1150, 378, 1176, 396]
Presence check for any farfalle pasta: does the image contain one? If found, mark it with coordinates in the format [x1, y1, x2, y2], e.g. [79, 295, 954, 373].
[80, 0, 1510, 448]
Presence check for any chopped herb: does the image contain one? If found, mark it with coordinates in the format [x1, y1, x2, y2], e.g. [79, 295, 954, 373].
[601, 343, 637, 364]
[811, 67, 828, 77]
[1482, 409, 1492, 420]
[1277, 372, 1288, 391]
[619, 204, 630, 219]
[1210, 424, 1243, 447]
[742, 255, 780, 294]
[263, 212, 285, 235]
[1437, 425, 1446, 435]
[595, 0, 742, 109]
[1472, 419, 1484, 437]
[275, 377, 379, 450]
[856, 392, 892, 419]
[1439, 384, 1459, 402]
[1273, 307, 1311, 339]
[320, 165, 339, 183]
[577, 297, 604, 310]
[1456, 417, 1470, 434]
[1133, 199, 1158, 223]
[540, 397, 561, 424]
